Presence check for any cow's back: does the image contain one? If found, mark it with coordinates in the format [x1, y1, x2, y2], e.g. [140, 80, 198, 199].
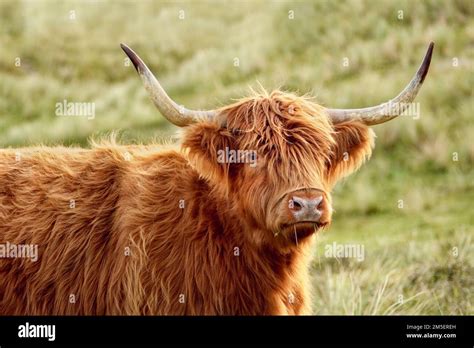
[0, 145, 163, 314]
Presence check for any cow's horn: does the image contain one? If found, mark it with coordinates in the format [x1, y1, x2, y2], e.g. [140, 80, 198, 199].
[326, 42, 434, 126]
[121, 43, 217, 127]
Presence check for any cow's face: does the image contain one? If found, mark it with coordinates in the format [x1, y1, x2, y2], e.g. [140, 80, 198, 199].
[183, 91, 374, 248]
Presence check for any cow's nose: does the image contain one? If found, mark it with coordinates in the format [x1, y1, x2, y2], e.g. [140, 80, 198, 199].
[289, 194, 324, 222]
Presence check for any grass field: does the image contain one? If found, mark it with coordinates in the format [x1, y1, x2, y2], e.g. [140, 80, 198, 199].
[0, 0, 473, 314]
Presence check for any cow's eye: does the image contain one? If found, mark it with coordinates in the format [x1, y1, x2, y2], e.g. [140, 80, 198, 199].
[231, 129, 244, 136]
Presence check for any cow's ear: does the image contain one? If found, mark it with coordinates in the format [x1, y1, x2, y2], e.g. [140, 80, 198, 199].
[327, 121, 375, 186]
[182, 123, 235, 185]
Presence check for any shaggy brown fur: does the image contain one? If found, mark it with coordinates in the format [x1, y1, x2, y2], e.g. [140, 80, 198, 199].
[0, 90, 374, 315]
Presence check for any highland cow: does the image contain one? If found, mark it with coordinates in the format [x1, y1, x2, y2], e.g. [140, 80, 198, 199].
[0, 42, 433, 315]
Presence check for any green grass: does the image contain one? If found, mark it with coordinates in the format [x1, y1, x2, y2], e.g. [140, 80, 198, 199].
[0, 0, 473, 314]
[312, 171, 473, 314]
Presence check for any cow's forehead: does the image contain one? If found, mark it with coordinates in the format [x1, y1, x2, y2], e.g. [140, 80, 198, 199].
[221, 90, 332, 133]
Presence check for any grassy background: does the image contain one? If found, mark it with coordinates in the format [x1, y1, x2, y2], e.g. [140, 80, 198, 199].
[0, 0, 472, 314]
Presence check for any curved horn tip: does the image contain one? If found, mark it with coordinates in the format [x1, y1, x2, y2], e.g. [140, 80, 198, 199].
[120, 43, 218, 126]
[120, 43, 143, 73]
[419, 41, 434, 84]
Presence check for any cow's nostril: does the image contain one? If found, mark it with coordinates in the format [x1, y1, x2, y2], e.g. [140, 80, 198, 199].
[290, 199, 303, 211]
[289, 197, 307, 212]
[314, 196, 324, 209]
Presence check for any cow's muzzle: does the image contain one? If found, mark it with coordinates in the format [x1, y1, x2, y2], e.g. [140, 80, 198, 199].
[288, 192, 324, 222]
[275, 188, 331, 239]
